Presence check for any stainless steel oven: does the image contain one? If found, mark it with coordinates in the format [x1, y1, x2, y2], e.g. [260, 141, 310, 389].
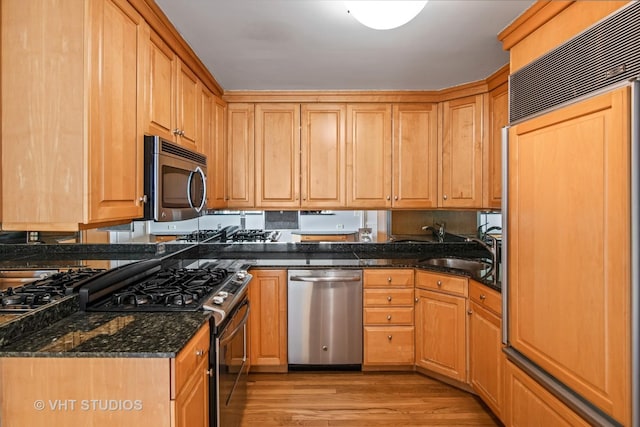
[143, 135, 207, 222]
[212, 295, 250, 427]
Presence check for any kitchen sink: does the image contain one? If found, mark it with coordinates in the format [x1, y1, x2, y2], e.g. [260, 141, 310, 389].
[419, 257, 492, 273]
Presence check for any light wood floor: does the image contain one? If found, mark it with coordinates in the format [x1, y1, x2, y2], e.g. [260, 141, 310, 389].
[241, 371, 500, 426]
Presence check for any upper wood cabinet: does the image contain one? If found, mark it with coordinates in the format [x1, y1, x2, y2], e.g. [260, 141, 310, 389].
[207, 96, 228, 209]
[484, 83, 508, 209]
[346, 104, 392, 208]
[392, 103, 438, 208]
[147, 31, 199, 151]
[1, 0, 147, 230]
[301, 104, 347, 208]
[440, 94, 484, 208]
[227, 103, 255, 208]
[255, 104, 301, 208]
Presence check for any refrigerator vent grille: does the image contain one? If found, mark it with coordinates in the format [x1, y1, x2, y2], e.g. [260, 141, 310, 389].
[509, 1, 640, 123]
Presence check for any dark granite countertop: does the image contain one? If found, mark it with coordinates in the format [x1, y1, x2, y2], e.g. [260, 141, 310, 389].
[0, 311, 210, 358]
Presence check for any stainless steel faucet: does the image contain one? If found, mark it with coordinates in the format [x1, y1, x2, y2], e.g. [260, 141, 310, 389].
[466, 236, 498, 283]
[422, 224, 445, 243]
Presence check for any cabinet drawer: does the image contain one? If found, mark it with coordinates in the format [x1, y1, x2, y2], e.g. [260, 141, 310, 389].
[364, 269, 414, 287]
[364, 307, 414, 325]
[364, 326, 415, 365]
[469, 280, 502, 315]
[173, 323, 210, 398]
[415, 270, 467, 297]
[363, 288, 414, 306]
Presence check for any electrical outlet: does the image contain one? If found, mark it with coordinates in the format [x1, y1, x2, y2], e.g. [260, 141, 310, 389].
[28, 231, 39, 242]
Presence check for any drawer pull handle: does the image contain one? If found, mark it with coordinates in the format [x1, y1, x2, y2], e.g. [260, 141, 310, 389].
[387, 335, 392, 341]
[387, 296, 392, 302]
[480, 294, 486, 300]
[437, 280, 442, 287]
[387, 315, 392, 320]
[195, 349, 204, 356]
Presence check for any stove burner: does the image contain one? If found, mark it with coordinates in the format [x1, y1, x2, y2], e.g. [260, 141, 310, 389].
[229, 229, 280, 243]
[88, 267, 232, 312]
[0, 268, 106, 313]
[177, 230, 222, 242]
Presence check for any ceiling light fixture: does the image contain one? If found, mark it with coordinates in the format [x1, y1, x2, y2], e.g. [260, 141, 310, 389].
[345, 1, 428, 30]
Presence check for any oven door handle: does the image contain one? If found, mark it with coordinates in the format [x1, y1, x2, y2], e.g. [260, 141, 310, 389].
[219, 300, 250, 347]
[290, 276, 361, 282]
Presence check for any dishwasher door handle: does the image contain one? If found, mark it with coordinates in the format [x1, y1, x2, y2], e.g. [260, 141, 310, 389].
[289, 276, 362, 283]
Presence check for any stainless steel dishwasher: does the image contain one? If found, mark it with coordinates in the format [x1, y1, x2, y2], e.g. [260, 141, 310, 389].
[287, 269, 363, 369]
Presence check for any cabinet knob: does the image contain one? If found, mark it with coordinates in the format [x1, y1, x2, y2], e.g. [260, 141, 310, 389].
[415, 297, 419, 303]
[437, 280, 442, 287]
[387, 296, 392, 302]
[387, 335, 393, 341]
[387, 315, 392, 321]
[394, 196, 398, 201]
[206, 369, 214, 377]
[387, 277, 392, 282]
[173, 128, 181, 135]
[139, 195, 148, 203]
[322, 346, 328, 351]
[443, 195, 448, 200]
[195, 349, 204, 356]
[480, 294, 486, 300]
[467, 309, 473, 315]
[387, 196, 391, 201]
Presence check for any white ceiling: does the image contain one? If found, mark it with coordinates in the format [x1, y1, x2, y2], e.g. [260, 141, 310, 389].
[154, 0, 534, 91]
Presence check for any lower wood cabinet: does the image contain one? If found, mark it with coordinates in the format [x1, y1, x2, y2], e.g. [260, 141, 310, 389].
[415, 271, 467, 382]
[468, 280, 503, 419]
[248, 269, 288, 371]
[503, 359, 590, 426]
[362, 269, 414, 369]
[0, 322, 210, 427]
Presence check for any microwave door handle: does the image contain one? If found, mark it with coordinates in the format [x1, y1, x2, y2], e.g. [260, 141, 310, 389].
[187, 166, 207, 213]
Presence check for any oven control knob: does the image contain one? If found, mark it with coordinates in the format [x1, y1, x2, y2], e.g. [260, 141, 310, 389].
[236, 271, 247, 280]
[218, 291, 229, 298]
[212, 296, 225, 305]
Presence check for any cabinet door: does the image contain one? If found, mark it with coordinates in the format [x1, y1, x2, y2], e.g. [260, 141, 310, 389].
[415, 288, 467, 382]
[392, 103, 438, 208]
[346, 104, 392, 208]
[176, 60, 199, 150]
[301, 103, 346, 208]
[508, 87, 630, 424]
[440, 94, 484, 207]
[504, 360, 590, 426]
[175, 356, 209, 427]
[469, 301, 503, 418]
[255, 103, 300, 208]
[485, 83, 508, 209]
[363, 326, 414, 365]
[207, 96, 227, 209]
[197, 84, 213, 158]
[147, 31, 176, 141]
[248, 269, 287, 370]
[88, 0, 147, 222]
[227, 103, 255, 208]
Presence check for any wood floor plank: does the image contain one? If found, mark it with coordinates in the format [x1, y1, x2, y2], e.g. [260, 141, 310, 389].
[241, 372, 500, 426]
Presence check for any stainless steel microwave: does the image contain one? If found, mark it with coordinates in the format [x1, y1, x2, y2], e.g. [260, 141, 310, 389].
[143, 135, 207, 222]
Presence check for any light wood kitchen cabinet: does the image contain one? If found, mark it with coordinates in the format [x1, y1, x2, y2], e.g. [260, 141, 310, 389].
[468, 280, 503, 419]
[346, 104, 392, 208]
[415, 271, 467, 382]
[508, 87, 631, 424]
[173, 323, 210, 427]
[207, 96, 228, 209]
[1, 0, 147, 230]
[363, 269, 414, 368]
[255, 104, 301, 208]
[248, 269, 288, 371]
[147, 31, 199, 151]
[440, 94, 484, 208]
[0, 322, 210, 427]
[484, 82, 508, 209]
[392, 103, 438, 208]
[226, 103, 255, 208]
[503, 360, 590, 426]
[301, 103, 347, 208]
